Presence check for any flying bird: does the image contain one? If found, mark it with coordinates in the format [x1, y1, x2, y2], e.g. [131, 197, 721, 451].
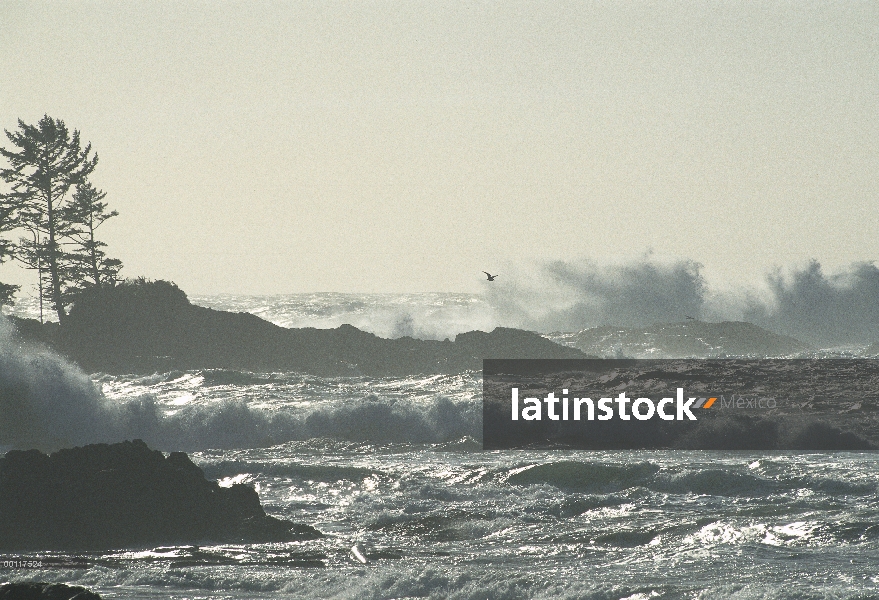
[685, 316, 695, 320]
[483, 271, 498, 281]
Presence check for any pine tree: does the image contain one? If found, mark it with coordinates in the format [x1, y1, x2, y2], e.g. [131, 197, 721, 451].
[0, 193, 19, 307]
[65, 181, 123, 289]
[0, 116, 98, 322]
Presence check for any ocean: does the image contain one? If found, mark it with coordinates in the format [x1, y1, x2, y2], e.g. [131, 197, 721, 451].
[3, 293, 879, 599]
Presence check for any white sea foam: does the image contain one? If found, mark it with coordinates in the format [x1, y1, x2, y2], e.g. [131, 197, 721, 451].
[0, 321, 483, 451]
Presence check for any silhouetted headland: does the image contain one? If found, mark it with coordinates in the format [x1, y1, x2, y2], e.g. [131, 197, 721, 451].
[8, 279, 587, 375]
[0, 439, 320, 550]
[549, 320, 809, 358]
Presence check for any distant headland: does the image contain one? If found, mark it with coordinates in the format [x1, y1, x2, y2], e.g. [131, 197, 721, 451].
[7, 278, 588, 376]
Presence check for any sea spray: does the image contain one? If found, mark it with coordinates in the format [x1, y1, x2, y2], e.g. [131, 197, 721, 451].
[0, 319, 481, 451]
[0, 317, 112, 450]
[9, 261, 879, 346]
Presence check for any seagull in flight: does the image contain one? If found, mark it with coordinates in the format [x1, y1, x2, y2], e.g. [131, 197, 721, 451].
[685, 315, 695, 320]
[483, 271, 498, 281]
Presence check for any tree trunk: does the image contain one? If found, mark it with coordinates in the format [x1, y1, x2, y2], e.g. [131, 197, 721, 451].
[45, 190, 67, 324]
[89, 217, 101, 288]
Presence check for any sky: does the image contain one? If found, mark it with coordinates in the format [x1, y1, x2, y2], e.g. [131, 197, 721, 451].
[1, 1, 877, 295]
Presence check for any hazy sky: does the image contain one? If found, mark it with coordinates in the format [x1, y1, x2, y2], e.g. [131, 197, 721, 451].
[1, 1, 877, 294]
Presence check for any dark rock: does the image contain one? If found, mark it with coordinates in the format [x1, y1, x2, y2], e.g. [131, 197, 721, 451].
[0, 439, 321, 550]
[12, 279, 587, 375]
[453, 327, 588, 360]
[0, 582, 101, 600]
[551, 320, 809, 358]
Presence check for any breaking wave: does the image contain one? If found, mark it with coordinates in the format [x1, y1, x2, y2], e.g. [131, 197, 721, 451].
[187, 292, 498, 342]
[0, 317, 125, 451]
[505, 460, 878, 498]
[485, 258, 706, 332]
[485, 258, 879, 346]
[1, 388, 480, 453]
[741, 261, 879, 346]
[506, 461, 659, 492]
[0, 321, 479, 451]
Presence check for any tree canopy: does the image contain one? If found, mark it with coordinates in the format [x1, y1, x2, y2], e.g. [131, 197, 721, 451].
[0, 115, 123, 320]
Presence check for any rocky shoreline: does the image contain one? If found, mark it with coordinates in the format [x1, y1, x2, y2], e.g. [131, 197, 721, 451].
[8, 280, 587, 376]
[0, 583, 102, 600]
[0, 439, 319, 551]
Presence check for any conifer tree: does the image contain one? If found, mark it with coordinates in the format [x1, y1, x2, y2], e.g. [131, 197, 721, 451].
[0, 194, 19, 307]
[65, 181, 122, 289]
[0, 116, 98, 322]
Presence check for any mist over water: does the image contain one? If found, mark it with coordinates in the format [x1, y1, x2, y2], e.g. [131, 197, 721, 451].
[7, 259, 878, 347]
[189, 259, 879, 347]
[742, 261, 879, 346]
[484, 259, 879, 347]
[0, 318, 116, 451]
[484, 259, 706, 333]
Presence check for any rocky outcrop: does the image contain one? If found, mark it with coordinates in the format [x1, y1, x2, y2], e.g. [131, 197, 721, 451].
[10, 280, 587, 375]
[549, 320, 809, 358]
[0, 583, 101, 600]
[0, 439, 320, 550]
[0, 582, 101, 600]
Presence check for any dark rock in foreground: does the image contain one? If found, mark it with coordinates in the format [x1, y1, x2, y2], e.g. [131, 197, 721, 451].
[0, 583, 101, 600]
[0, 439, 320, 550]
[9, 280, 587, 375]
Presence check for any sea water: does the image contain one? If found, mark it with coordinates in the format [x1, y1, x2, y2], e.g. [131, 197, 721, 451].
[4, 294, 879, 599]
